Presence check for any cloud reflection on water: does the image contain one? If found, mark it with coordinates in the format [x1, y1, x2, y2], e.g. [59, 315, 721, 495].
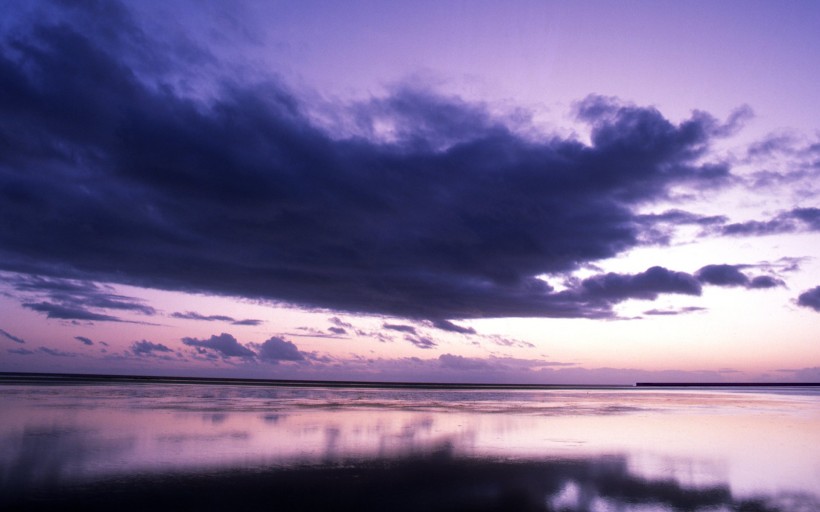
[1, 383, 819, 510]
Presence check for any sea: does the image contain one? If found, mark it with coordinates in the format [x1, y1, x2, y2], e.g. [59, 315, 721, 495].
[1, 374, 819, 511]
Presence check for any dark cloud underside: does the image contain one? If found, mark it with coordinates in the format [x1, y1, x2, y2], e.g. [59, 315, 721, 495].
[797, 286, 820, 312]
[0, 2, 754, 321]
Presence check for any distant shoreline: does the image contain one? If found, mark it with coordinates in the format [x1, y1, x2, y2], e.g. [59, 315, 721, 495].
[635, 382, 820, 387]
[1, 371, 817, 389]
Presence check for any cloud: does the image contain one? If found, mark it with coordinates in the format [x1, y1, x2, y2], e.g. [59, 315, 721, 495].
[438, 354, 493, 371]
[695, 264, 750, 286]
[643, 306, 706, 316]
[37, 346, 76, 358]
[74, 336, 94, 346]
[717, 207, 820, 237]
[131, 340, 173, 356]
[231, 318, 263, 326]
[797, 286, 820, 312]
[22, 301, 123, 322]
[328, 326, 347, 335]
[11, 345, 80, 357]
[748, 275, 784, 289]
[695, 264, 784, 289]
[172, 311, 235, 322]
[429, 319, 476, 334]
[405, 335, 437, 349]
[8, 274, 155, 322]
[255, 336, 304, 363]
[182, 333, 255, 359]
[0, 3, 756, 322]
[578, 266, 702, 302]
[383, 323, 418, 334]
[0, 328, 26, 344]
[172, 311, 262, 326]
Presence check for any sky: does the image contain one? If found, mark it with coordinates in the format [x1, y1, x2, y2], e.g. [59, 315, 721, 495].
[1, 0, 819, 384]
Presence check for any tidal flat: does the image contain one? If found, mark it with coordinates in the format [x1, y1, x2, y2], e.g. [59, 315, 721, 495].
[1, 377, 819, 511]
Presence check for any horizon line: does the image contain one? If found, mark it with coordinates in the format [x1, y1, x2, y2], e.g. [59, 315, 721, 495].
[1, 371, 818, 389]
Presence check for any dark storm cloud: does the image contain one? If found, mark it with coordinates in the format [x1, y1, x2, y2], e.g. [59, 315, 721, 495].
[131, 340, 173, 355]
[171, 311, 262, 326]
[0, 328, 26, 344]
[0, 2, 751, 322]
[254, 336, 304, 363]
[182, 333, 255, 359]
[797, 286, 820, 312]
[74, 335, 94, 346]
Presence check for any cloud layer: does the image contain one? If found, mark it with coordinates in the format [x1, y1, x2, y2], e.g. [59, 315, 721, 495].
[0, 2, 791, 324]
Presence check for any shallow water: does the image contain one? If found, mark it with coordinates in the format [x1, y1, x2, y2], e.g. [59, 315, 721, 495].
[1, 381, 819, 511]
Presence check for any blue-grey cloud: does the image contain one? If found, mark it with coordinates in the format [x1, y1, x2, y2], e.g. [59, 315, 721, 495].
[797, 286, 820, 312]
[438, 354, 493, 371]
[8, 347, 35, 355]
[182, 333, 255, 359]
[578, 266, 702, 302]
[22, 302, 122, 322]
[383, 323, 418, 334]
[38, 346, 76, 357]
[0, 2, 757, 322]
[643, 306, 706, 316]
[429, 319, 476, 334]
[255, 336, 304, 363]
[9, 344, 81, 357]
[718, 207, 820, 237]
[231, 318, 263, 326]
[328, 326, 347, 335]
[171, 311, 262, 326]
[748, 275, 784, 289]
[172, 311, 235, 322]
[131, 340, 173, 356]
[0, 328, 26, 344]
[695, 264, 750, 287]
[405, 335, 437, 349]
[9, 274, 155, 322]
[695, 264, 784, 289]
[74, 335, 94, 346]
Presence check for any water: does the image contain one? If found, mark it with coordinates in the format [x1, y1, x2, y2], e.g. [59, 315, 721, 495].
[1, 380, 819, 511]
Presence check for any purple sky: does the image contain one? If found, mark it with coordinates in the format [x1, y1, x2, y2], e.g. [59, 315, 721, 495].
[1, 0, 819, 384]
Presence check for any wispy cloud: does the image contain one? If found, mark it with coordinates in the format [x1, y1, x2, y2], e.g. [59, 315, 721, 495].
[172, 311, 263, 326]
[0, 328, 26, 344]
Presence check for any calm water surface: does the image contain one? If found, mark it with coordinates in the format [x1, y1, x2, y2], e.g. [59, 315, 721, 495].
[1, 382, 819, 511]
